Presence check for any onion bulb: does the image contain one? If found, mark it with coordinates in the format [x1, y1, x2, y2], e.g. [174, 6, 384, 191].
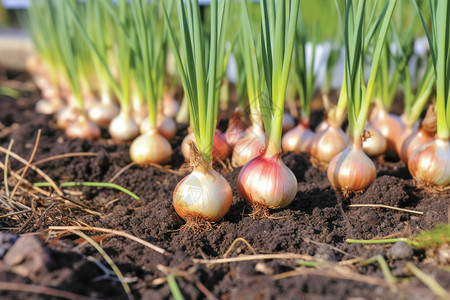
[315, 120, 330, 133]
[232, 124, 265, 167]
[56, 105, 79, 130]
[140, 114, 176, 141]
[173, 140, 232, 222]
[238, 138, 297, 216]
[408, 138, 450, 190]
[163, 94, 180, 118]
[182, 130, 231, 162]
[361, 124, 387, 158]
[224, 108, 246, 147]
[36, 97, 62, 115]
[282, 122, 314, 154]
[327, 137, 376, 196]
[130, 129, 172, 165]
[371, 108, 404, 158]
[65, 114, 101, 140]
[309, 126, 349, 169]
[88, 96, 119, 127]
[282, 112, 295, 134]
[108, 111, 139, 141]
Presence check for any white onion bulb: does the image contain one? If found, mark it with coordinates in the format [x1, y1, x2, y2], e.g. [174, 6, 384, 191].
[56, 105, 79, 130]
[109, 111, 139, 141]
[408, 138, 450, 190]
[282, 112, 295, 134]
[238, 139, 297, 214]
[310, 126, 349, 169]
[88, 97, 119, 127]
[65, 114, 101, 140]
[130, 129, 172, 165]
[361, 124, 387, 158]
[173, 141, 232, 222]
[327, 138, 376, 196]
[140, 114, 176, 141]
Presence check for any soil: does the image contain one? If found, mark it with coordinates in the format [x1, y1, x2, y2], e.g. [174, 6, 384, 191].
[0, 84, 449, 299]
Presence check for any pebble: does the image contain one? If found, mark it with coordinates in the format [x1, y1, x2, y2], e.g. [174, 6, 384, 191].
[314, 245, 336, 261]
[389, 241, 413, 260]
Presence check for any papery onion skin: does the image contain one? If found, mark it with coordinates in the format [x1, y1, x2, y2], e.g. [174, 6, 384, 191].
[232, 125, 265, 167]
[36, 97, 62, 115]
[327, 139, 376, 195]
[396, 123, 419, 157]
[182, 131, 231, 162]
[282, 112, 295, 134]
[174, 142, 232, 222]
[163, 95, 180, 118]
[56, 106, 79, 130]
[140, 115, 176, 141]
[362, 124, 387, 158]
[314, 120, 330, 133]
[130, 129, 172, 165]
[108, 111, 139, 141]
[400, 127, 435, 164]
[408, 138, 450, 190]
[309, 126, 349, 169]
[238, 140, 297, 210]
[88, 100, 119, 127]
[282, 123, 314, 154]
[65, 114, 101, 140]
[224, 108, 247, 147]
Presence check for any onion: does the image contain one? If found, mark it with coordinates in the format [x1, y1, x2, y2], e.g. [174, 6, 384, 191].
[327, 137, 376, 196]
[314, 120, 330, 133]
[396, 123, 419, 156]
[140, 114, 176, 141]
[56, 105, 79, 130]
[182, 130, 231, 162]
[163, 94, 180, 118]
[408, 138, 450, 190]
[131, 95, 148, 125]
[232, 124, 265, 167]
[371, 108, 405, 158]
[224, 108, 247, 147]
[237, 138, 297, 216]
[65, 114, 101, 140]
[309, 125, 349, 169]
[282, 122, 314, 154]
[36, 97, 62, 115]
[108, 111, 139, 141]
[88, 96, 119, 127]
[361, 124, 387, 158]
[282, 112, 295, 134]
[130, 129, 172, 165]
[173, 141, 232, 222]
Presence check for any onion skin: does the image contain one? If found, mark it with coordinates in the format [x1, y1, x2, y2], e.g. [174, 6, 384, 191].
[238, 139, 297, 210]
[327, 138, 376, 196]
[173, 142, 232, 222]
[371, 109, 404, 158]
[140, 114, 176, 141]
[282, 112, 295, 134]
[314, 120, 330, 133]
[56, 106, 79, 130]
[232, 125, 265, 167]
[182, 130, 231, 162]
[361, 124, 387, 158]
[400, 127, 435, 164]
[88, 99, 119, 127]
[130, 129, 172, 165]
[310, 126, 349, 169]
[65, 114, 101, 140]
[396, 124, 419, 157]
[108, 111, 139, 141]
[408, 138, 450, 190]
[224, 108, 247, 147]
[163, 95, 180, 118]
[282, 123, 314, 154]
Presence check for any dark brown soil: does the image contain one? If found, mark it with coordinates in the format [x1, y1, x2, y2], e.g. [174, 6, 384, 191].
[0, 90, 449, 300]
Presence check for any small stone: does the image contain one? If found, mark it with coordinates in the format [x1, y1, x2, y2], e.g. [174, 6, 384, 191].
[314, 245, 336, 261]
[3, 235, 49, 279]
[389, 241, 413, 260]
[0, 233, 16, 258]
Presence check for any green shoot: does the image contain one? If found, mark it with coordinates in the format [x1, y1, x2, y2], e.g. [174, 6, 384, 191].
[406, 262, 450, 298]
[167, 274, 184, 300]
[413, 0, 450, 140]
[164, 0, 230, 162]
[259, 0, 300, 150]
[342, 0, 397, 139]
[34, 181, 140, 200]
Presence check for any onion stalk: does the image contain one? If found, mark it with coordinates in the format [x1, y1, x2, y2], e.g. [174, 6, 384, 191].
[238, 0, 300, 215]
[407, 0, 450, 191]
[165, 0, 232, 224]
[282, 11, 317, 154]
[327, 0, 397, 196]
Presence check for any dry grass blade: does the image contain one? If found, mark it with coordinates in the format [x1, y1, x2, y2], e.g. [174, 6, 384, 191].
[3, 139, 14, 198]
[49, 225, 167, 255]
[10, 130, 41, 201]
[0, 282, 92, 300]
[0, 161, 51, 197]
[406, 262, 449, 298]
[108, 162, 136, 183]
[0, 146, 63, 196]
[223, 237, 257, 258]
[192, 253, 315, 264]
[349, 204, 424, 215]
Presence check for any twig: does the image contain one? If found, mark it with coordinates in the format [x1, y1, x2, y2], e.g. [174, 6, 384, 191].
[0, 209, 32, 219]
[223, 237, 257, 258]
[3, 139, 14, 198]
[192, 253, 315, 264]
[0, 161, 50, 197]
[349, 204, 423, 215]
[0, 282, 92, 300]
[147, 162, 186, 176]
[48, 225, 167, 255]
[108, 162, 136, 183]
[10, 130, 41, 202]
[406, 262, 449, 298]
[0, 146, 63, 196]
[69, 229, 132, 300]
